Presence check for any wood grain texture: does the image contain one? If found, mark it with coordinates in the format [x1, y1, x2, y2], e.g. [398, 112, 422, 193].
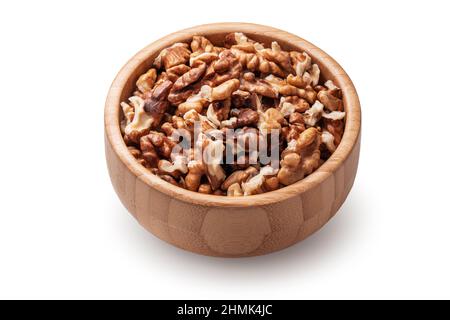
[104, 23, 361, 257]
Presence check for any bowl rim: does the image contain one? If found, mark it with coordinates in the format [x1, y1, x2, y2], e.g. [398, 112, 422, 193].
[105, 22, 361, 207]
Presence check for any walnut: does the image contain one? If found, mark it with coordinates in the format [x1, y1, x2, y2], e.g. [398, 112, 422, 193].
[154, 43, 191, 70]
[161, 115, 192, 143]
[258, 108, 286, 132]
[127, 146, 141, 159]
[184, 135, 226, 192]
[184, 109, 217, 132]
[314, 85, 327, 92]
[191, 35, 223, 54]
[278, 84, 316, 104]
[198, 183, 213, 194]
[211, 79, 240, 101]
[307, 64, 321, 87]
[185, 160, 205, 191]
[231, 90, 253, 108]
[160, 64, 192, 84]
[324, 80, 340, 92]
[235, 108, 259, 128]
[278, 127, 321, 185]
[286, 74, 310, 89]
[282, 123, 305, 142]
[277, 153, 303, 185]
[264, 74, 287, 92]
[229, 46, 259, 69]
[171, 63, 206, 92]
[221, 166, 258, 191]
[213, 50, 237, 73]
[172, 115, 189, 130]
[228, 36, 292, 77]
[142, 80, 173, 129]
[136, 68, 157, 94]
[167, 63, 207, 107]
[290, 51, 312, 77]
[240, 72, 278, 98]
[202, 50, 242, 87]
[241, 166, 279, 196]
[227, 183, 243, 196]
[323, 118, 344, 146]
[159, 174, 181, 187]
[203, 139, 226, 190]
[322, 110, 346, 121]
[226, 108, 259, 129]
[224, 32, 261, 47]
[206, 99, 231, 127]
[191, 36, 214, 53]
[264, 74, 316, 103]
[232, 155, 255, 170]
[147, 131, 176, 159]
[120, 100, 135, 134]
[279, 96, 309, 118]
[264, 176, 280, 192]
[258, 41, 295, 76]
[279, 99, 296, 117]
[234, 127, 260, 153]
[176, 100, 203, 116]
[281, 112, 305, 142]
[176, 85, 212, 115]
[157, 154, 188, 177]
[317, 86, 344, 111]
[220, 117, 238, 129]
[190, 52, 219, 67]
[127, 146, 147, 167]
[321, 130, 336, 153]
[289, 112, 305, 125]
[140, 131, 175, 167]
[303, 100, 324, 127]
[160, 121, 176, 138]
[124, 96, 153, 143]
[140, 133, 159, 167]
[281, 96, 310, 113]
[168, 85, 199, 106]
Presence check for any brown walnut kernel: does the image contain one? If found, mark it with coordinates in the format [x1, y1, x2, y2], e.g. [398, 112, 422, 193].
[318, 88, 344, 111]
[154, 43, 191, 70]
[143, 80, 173, 129]
[191, 36, 215, 53]
[240, 72, 278, 98]
[136, 68, 157, 94]
[124, 96, 152, 143]
[198, 183, 213, 194]
[127, 146, 147, 167]
[140, 131, 175, 168]
[278, 127, 321, 185]
[202, 50, 242, 86]
[227, 183, 244, 196]
[120, 33, 346, 196]
[158, 64, 191, 84]
[185, 160, 205, 192]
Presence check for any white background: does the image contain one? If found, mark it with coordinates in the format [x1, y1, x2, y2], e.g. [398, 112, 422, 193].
[0, 0, 449, 300]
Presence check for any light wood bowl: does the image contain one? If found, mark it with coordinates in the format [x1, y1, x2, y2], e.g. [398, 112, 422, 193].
[105, 23, 361, 257]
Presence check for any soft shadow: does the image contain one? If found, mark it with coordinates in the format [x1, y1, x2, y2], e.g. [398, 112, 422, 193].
[114, 189, 367, 281]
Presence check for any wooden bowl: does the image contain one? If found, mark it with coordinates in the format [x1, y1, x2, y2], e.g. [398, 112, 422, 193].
[105, 23, 361, 257]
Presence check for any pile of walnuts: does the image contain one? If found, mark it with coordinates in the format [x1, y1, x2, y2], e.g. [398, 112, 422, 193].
[120, 33, 346, 196]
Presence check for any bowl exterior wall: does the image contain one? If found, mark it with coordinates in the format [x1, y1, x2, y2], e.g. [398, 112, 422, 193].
[105, 133, 360, 257]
